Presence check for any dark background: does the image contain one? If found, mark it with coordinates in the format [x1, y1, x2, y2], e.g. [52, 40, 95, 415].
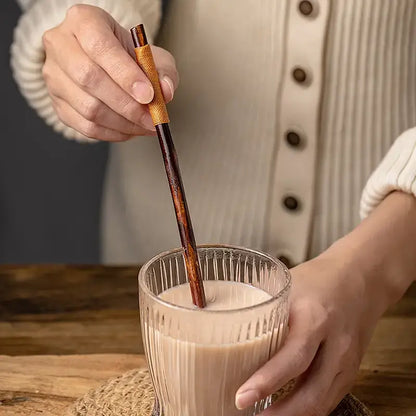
[0, 1, 108, 263]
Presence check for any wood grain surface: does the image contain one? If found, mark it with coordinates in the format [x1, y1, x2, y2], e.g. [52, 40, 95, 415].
[0, 266, 143, 355]
[0, 354, 145, 415]
[0, 265, 415, 415]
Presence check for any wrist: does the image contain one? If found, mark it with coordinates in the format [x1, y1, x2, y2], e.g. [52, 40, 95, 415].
[322, 192, 416, 316]
[321, 236, 392, 320]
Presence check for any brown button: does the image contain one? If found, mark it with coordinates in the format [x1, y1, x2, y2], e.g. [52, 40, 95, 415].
[292, 67, 307, 83]
[299, 0, 313, 16]
[278, 255, 292, 268]
[283, 195, 300, 211]
[286, 131, 302, 147]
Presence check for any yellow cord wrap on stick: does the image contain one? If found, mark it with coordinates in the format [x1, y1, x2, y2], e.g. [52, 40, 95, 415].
[134, 44, 170, 125]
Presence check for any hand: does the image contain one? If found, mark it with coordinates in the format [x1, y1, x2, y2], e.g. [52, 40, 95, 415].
[42, 4, 178, 141]
[236, 192, 416, 415]
[235, 251, 382, 416]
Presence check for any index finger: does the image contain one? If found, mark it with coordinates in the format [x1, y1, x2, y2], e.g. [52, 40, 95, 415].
[76, 21, 154, 104]
[235, 305, 326, 410]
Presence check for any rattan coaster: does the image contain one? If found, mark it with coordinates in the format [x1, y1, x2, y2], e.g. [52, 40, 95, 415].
[66, 368, 154, 416]
[66, 368, 373, 416]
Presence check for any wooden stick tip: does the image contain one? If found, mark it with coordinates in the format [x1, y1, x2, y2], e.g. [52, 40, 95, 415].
[130, 24, 148, 47]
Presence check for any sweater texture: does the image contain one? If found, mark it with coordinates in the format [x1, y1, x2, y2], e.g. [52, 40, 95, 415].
[11, 0, 416, 264]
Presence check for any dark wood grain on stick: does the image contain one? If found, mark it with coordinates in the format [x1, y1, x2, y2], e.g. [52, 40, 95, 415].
[155, 123, 206, 307]
[131, 24, 206, 308]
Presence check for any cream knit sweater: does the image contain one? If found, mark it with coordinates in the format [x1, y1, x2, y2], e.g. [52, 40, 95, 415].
[12, 0, 416, 265]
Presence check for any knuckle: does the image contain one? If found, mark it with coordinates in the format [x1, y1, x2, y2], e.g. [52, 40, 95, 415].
[66, 4, 89, 20]
[313, 304, 330, 332]
[42, 63, 51, 83]
[42, 29, 55, 49]
[82, 97, 101, 122]
[83, 35, 113, 56]
[81, 120, 99, 138]
[292, 341, 312, 372]
[75, 62, 101, 88]
[124, 123, 139, 137]
[66, 5, 103, 35]
[119, 98, 142, 122]
[295, 300, 329, 333]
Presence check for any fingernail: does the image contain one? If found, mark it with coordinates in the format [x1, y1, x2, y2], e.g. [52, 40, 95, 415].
[235, 389, 260, 410]
[132, 81, 154, 104]
[162, 75, 174, 100]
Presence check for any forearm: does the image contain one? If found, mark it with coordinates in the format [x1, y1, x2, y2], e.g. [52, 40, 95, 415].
[237, 194, 415, 413]
[325, 191, 416, 316]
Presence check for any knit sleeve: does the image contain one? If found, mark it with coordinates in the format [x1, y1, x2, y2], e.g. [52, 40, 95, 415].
[360, 127, 416, 219]
[10, 0, 161, 142]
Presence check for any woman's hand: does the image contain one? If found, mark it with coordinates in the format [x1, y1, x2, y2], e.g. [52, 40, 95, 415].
[42, 4, 178, 141]
[236, 253, 379, 415]
[236, 192, 416, 415]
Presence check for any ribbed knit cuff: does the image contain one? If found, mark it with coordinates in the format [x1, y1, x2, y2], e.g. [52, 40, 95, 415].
[11, 0, 161, 142]
[360, 127, 416, 219]
[15, 0, 36, 10]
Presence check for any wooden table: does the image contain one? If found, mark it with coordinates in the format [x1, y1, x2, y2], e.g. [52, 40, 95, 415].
[0, 266, 415, 415]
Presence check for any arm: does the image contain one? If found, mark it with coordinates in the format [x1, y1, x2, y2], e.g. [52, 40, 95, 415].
[237, 128, 416, 416]
[337, 191, 416, 311]
[11, 0, 178, 142]
[236, 191, 415, 416]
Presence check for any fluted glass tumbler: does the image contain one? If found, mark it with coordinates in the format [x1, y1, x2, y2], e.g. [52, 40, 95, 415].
[138, 245, 291, 416]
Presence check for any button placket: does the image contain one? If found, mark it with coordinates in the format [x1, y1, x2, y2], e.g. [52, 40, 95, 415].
[266, 1, 330, 265]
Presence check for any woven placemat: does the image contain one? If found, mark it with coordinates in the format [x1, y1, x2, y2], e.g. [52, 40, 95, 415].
[66, 368, 373, 416]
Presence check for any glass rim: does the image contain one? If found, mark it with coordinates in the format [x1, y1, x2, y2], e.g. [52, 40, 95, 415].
[138, 244, 291, 314]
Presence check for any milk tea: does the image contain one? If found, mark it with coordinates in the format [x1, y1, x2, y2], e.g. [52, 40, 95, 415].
[145, 281, 285, 416]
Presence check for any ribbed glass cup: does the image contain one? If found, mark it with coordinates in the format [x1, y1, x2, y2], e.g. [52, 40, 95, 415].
[138, 245, 291, 416]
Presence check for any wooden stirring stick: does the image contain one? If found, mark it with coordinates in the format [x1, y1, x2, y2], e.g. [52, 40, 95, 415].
[131, 24, 206, 308]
